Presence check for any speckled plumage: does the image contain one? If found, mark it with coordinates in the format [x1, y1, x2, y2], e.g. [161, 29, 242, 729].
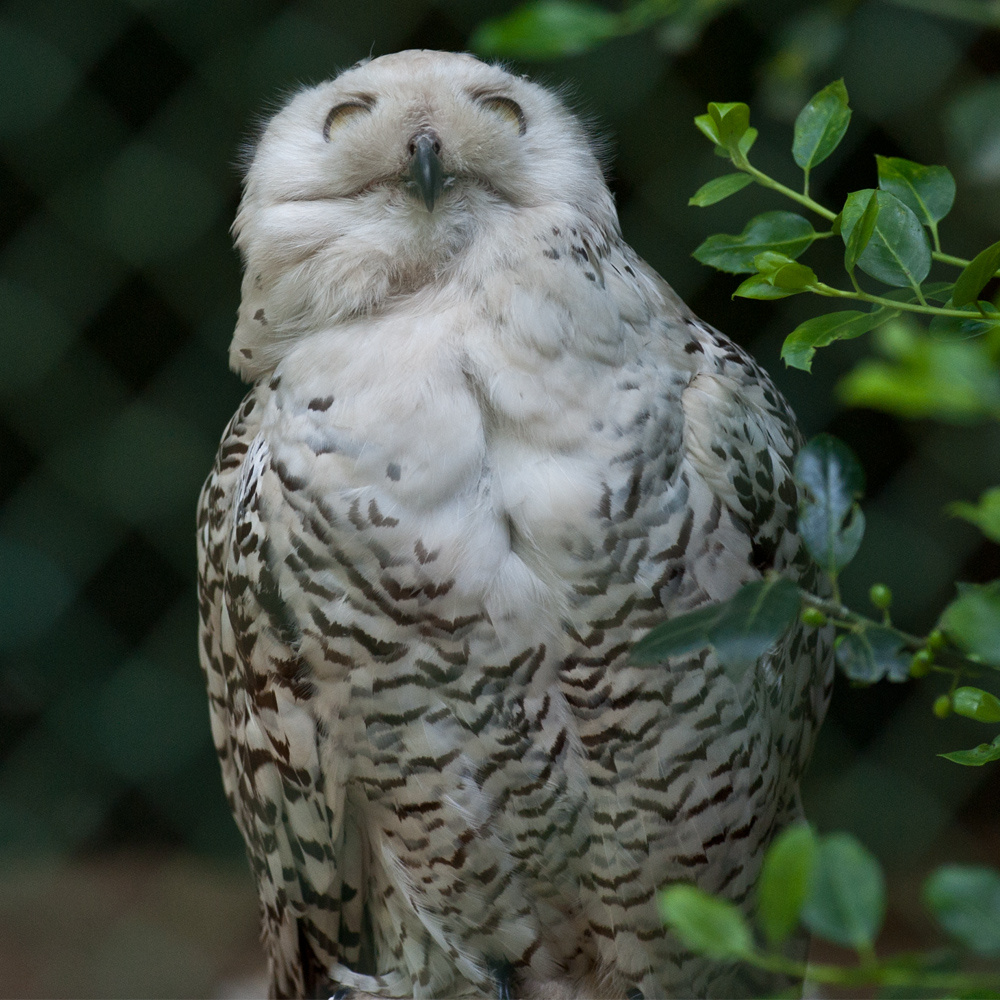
[197, 50, 832, 1000]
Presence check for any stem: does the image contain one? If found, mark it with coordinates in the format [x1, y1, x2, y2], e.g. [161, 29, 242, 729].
[931, 251, 1000, 279]
[934, 250, 971, 268]
[799, 589, 979, 675]
[810, 281, 996, 320]
[733, 164, 1000, 280]
[743, 947, 1000, 991]
[800, 592, 925, 649]
[739, 162, 838, 221]
[929, 220, 942, 254]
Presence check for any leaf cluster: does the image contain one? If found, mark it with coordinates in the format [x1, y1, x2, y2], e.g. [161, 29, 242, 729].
[660, 825, 1000, 992]
[633, 436, 1000, 764]
[689, 81, 1000, 373]
[676, 81, 1000, 768]
[470, 0, 734, 58]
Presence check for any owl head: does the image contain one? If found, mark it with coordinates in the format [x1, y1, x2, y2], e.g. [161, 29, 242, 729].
[230, 50, 617, 379]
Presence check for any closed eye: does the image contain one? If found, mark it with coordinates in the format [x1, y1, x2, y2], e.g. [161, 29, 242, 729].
[324, 100, 374, 139]
[477, 95, 526, 136]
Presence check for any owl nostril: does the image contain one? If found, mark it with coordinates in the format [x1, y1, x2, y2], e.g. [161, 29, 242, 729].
[408, 130, 441, 157]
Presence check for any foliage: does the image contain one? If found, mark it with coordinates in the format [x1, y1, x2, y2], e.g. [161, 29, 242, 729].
[639, 73, 1000, 983]
[471, 0, 1000, 64]
[641, 81, 1000, 769]
[660, 824, 1000, 992]
[658, 81, 1000, 978]
[633, 429, 1000, 763]
[471, 0, 737, 57]
[688, 82, 1000, 371]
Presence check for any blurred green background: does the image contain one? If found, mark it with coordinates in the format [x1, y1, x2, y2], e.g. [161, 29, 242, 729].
[1, 0, 998, 995]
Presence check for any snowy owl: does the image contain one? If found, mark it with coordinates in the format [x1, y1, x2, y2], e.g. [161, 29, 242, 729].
[197, 49, 832, 1000]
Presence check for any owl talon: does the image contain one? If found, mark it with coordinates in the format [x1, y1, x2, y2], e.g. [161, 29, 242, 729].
[330, 989, 352, 1000]
[626, 990, 645, 1000]
[486, 958, 515, 1000]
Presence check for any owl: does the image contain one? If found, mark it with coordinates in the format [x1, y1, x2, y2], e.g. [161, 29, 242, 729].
[197, 49, 832, 1000]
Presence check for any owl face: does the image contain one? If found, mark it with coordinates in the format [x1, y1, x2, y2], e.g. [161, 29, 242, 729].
[230, 50, 617, 379]
[243, 50, 604, 217]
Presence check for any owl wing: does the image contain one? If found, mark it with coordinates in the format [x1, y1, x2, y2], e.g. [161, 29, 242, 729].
[680, 312, 832, 748]
[196, 391, 364, 998]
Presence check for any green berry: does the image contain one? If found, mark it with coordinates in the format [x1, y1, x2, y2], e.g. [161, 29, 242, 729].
[801, 607, 828, 627]
[933, 694, 952, 719]
[952, 687, 1000, 723]
[909, 650, 932, 679]
[869, 584, 893, 610]
[926, 629, 946, 651]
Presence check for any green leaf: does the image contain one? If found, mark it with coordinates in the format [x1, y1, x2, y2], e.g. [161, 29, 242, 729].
[709, 577, 802, 678]
[793, 79, 852, 172]
[949, 78, 1000, 191]
[844, 188, 879, 274]
[772, 262, 819, 290]
[772, 261, 817, 289]
[928, 300, 1000, 339]
[951, 239, 1000, 308]
[470, 0, 619, 58]
[732, 274, 800, 300]
[750, 251, 818, 291]
[840, 189, 932, 288]
[834, 625, 911, 684]
[737, 126, 758, 158]
[875, 156, 956, 228]
[758, 824, 817, 947]
[838, 319, 1000, 422]
[950, 488, 1000, 544]
[952, 686, 1000, 723]
[708, 102, 750, 154]
[659, 884, 754, 959]
[867, 625, 913, 682]
[835, 633, 877, 682]
[781, 309, 893, 373]
[693, 211, 817, 274]
[941, 735, 1000, 766]
[939, 582, 1000, 668]
[919, 281, 958, 303]
[694, 112, 722, 146]
[688, 172, 754, 207]
[924, 865, 1000, 955]
[631, 578, 801, 682]
[801, 833, 885, 950]
[794, 434, 865, 575]
[630, 601, 731, 663]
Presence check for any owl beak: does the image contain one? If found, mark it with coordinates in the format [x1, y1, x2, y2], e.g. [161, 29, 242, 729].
[407, 132, 445, 212]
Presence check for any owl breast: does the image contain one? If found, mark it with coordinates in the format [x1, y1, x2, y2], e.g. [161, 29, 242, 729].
[262, 284, 669, 638]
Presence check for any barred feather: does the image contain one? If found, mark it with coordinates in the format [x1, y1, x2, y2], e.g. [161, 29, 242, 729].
[197, 49, 833, 1000]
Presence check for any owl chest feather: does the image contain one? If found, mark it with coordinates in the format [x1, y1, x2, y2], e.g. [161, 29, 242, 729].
[261, 286, 677, 637]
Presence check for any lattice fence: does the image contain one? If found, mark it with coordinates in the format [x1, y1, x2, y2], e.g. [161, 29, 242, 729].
[1, 1, 998, 995]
